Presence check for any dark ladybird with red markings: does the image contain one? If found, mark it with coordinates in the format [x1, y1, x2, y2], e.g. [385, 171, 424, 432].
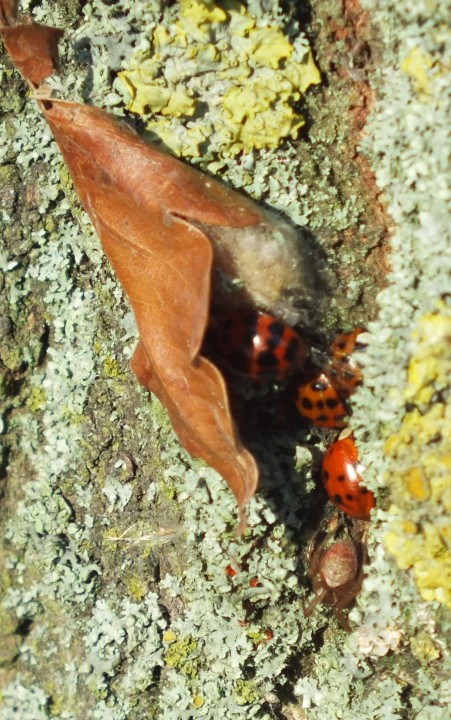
[325, 329, 366, 399]
[295, 370, 348, 429]
[216, 309, 308, 381]
[322, 435, 375, 520]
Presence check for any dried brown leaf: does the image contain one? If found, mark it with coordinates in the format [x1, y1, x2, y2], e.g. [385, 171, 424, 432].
[0, 14, 62, 88]
[1, 23, 264, 522]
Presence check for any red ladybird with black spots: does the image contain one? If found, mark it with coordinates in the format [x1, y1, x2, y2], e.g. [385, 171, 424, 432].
[295, 328, 367, 428]
[295, 369, 348, 429]
[216, 309, 308, 382]
[322, 434, 375, 520]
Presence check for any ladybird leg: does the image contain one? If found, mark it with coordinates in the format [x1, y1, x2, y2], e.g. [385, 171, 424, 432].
[333, 577, 364, 612]
[306, 535, 328, 579]
[304, 587, 329, 617]
[333, 607, 352, 632]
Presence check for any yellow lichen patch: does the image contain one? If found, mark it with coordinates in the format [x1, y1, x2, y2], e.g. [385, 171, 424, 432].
[26, 385, 46, 412]
[163, 629, 177, 644]
[120, 65, 197, 118]
[405, 310, 451, 405]
[385, 515, 451, 605]
[103, 356, 120, 378]
[164, 635, 201, 677]
[233, 678, 261, 705]
[181, 0, 228, 31]
[383, 302, 451, 608]
[410, 631, 441, 664]
[128, 576, 147, 601]
[118, 0, 320, 160]
[402, 47, 435, 95]
[404, 467, 430, 501]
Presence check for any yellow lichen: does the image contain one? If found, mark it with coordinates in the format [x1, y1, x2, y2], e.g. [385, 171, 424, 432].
[383, 302, 451, 608]
[164, 635, 200, 677]
[26, 385, 46, 412]
[405, 310, 451, 404]
[120, 67, 196, 117]
[128, 576, 147, 601]
[103, 356, 122, 379]
[410, 631, 441, 664]
[233, 678, 261, 705]
[163, 629, 177, 643]
[180, 0, 228, 33]
[402, 47, 435, 95]
[404, 467, 431, 501]
[118, 0, 320, 159]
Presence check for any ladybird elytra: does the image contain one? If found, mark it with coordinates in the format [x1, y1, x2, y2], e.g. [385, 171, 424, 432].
[216, 309, 308, 381]
[295, 371, 348, 429]
[322, 436, 375, 520]
[326, 328, 366, 398]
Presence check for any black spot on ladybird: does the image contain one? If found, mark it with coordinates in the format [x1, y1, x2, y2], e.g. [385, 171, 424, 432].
[326, 398, 340, 409]
[256, 350, 279, 369]
[283, 338, 301, 362]
[267, 321, 285, 347]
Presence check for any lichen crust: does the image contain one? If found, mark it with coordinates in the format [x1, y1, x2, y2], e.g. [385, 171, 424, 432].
[384, 302, 451, 608]
[117, 0, 321, 159]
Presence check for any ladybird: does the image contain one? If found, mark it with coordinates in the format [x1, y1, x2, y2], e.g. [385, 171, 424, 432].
[325, 329, 366, 399]
[322, 435, 375, 520]
[216, 309, 308, 381]
[295, 370, 348, 429]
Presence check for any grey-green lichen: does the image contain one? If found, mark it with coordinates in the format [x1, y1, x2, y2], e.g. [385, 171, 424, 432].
[1, 1, 450, 720]
[343, 0, 451, 717]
